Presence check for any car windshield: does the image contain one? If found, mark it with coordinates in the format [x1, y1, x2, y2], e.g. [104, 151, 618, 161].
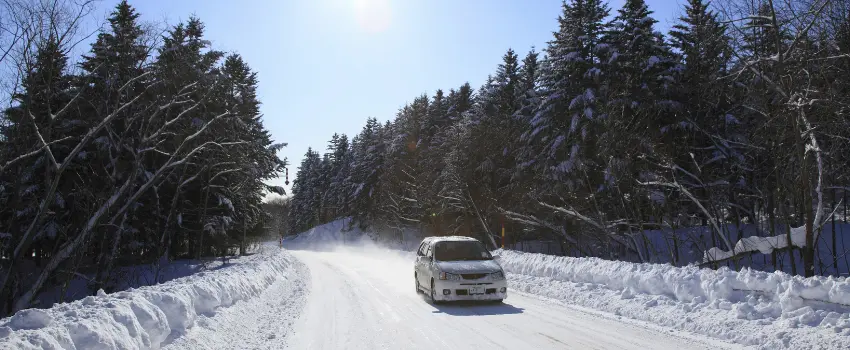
[434, 241, 492, 261]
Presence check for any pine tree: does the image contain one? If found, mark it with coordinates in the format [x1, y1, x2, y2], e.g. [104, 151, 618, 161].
[318, 133, 351, 219]
[514, 48, 540, 124]
[80, 0, 148, 104]
[431, 83, 475, 234]
[667, 0, 740, 239]
[0, 4, 289, 311]
[77, 0, 154, 286]
[599, 0, 677, 186]
[289, 148, 322, 233]
[524, 0, 609, 185]
[217, 54, 284, 255]
[1, 37, 76, 269]
[378, 95, 429, 231]
[348, 118, 386, 226]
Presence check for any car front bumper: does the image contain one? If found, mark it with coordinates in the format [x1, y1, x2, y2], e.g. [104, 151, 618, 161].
[432, 278, 507, 302]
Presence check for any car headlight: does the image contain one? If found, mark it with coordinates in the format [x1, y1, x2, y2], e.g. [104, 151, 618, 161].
[490, 271, 505, 280]
[439, 272, 461, 281]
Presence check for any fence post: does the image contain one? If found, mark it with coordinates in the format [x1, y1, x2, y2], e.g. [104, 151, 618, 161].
[501, 217, 505, 249]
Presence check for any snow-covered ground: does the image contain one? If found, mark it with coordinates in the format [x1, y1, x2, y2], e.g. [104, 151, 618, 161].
[285, 247, 732, 349]
[5, 218, 848, 349]
[498, 249, 850, 349]
[287, 219, 850, 349]
[34, 253, 253, 309]
[0, 243, 308, 349]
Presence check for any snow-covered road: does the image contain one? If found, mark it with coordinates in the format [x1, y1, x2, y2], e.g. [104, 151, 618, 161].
[286, 249, 738, 350]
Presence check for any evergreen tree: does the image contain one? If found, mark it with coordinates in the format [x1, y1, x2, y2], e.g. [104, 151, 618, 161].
[599, 0, 677, 188]
[289, 148, 322, 233]
[667, 0, 740, 240]
[524, 0, 609, 185]
[323, 133, 351, 219]
[1, 37, 76, 266]
[514, 48, 540, 124]
[0, 5, 286, 312]
[348, 118, 386, 226]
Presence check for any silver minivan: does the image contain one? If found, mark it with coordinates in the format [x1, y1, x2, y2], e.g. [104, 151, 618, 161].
[414, 236, 508, 303]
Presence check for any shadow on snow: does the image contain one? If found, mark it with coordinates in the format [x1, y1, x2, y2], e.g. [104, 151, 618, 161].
[426, 299, 525, 316]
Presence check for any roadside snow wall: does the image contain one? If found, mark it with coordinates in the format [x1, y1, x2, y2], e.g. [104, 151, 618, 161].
[496, 249, 850, 347]
[497, 249, 850, 309]
[0, 247, 303, 350]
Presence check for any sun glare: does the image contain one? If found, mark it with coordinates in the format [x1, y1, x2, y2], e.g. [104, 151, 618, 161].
[352, 0, 392, 33]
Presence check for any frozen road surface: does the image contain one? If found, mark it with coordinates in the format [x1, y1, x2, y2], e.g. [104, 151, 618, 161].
[285, 249, 738, 350]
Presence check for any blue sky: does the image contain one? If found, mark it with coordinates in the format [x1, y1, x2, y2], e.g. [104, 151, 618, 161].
[92, 0, 683, 194]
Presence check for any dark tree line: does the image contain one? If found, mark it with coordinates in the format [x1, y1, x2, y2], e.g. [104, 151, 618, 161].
[0, 0, 284, 314]
[289, 0, 850, 277]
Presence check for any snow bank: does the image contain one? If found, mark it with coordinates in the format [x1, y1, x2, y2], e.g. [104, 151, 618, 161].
[497, 248, 850, 307]
[497, 249, 850, 348]
[0, 246, 303, 350]
[35, 254, 246, 309]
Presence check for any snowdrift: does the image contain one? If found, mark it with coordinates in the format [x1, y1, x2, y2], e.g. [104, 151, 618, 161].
[0, 246, 304, 350]
[496, 249, 850, 307]
[497, 249, 850, 348]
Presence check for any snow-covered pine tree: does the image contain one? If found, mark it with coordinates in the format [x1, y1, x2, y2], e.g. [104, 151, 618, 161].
[513, 48, 540, 130]
[597, 0, 678, 220]
[0, 3, 285, 313]
[418, 90, 454, 233]
[0, 37, 76, 276]
[289, 148, 322, 233]
[433, 83, 476, 235]
[323, 133, 351, 220]
[505, 0, 616, 255]
[216, 54, 285, 256]
[347, 118, 386, 227]
[377, 96, 428, 236]
[523, 0, 608, 186]
[76, 0, 153, 287]
[663, 0, 740, 260]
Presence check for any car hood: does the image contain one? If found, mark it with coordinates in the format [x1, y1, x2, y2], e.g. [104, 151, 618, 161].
[435, 260, 502, 274]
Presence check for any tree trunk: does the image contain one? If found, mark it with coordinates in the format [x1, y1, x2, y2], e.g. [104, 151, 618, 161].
[797, 110, 815, 277]
[241, 219, 246, 256]
[833, 189, 838, 273]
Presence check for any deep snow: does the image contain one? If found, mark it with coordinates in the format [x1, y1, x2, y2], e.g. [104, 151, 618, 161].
[34, 254, 244, 310]
[496, 249, 850, 349]
[0, 244, 306, 349]
[508, 222, 850, 277]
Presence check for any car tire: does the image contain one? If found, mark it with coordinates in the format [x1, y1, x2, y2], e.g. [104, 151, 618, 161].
[414, 273, 420, 294]
[430, 279, 441, 304]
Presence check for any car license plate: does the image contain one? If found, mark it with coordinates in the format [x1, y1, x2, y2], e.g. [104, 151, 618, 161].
[469, 286, 484, 294]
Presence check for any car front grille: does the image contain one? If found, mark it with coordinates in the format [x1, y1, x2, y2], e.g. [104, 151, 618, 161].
[461, 273, 487, 280]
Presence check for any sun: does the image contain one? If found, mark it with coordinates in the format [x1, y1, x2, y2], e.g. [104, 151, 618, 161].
[352, 0, 392, 33]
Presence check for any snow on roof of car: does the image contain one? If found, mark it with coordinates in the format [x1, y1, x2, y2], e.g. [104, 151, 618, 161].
[421, 236, 480, 244]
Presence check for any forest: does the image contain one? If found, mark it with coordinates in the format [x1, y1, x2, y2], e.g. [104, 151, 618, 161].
[0, 0, 284, 315]
[284, 0, 850, 278]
